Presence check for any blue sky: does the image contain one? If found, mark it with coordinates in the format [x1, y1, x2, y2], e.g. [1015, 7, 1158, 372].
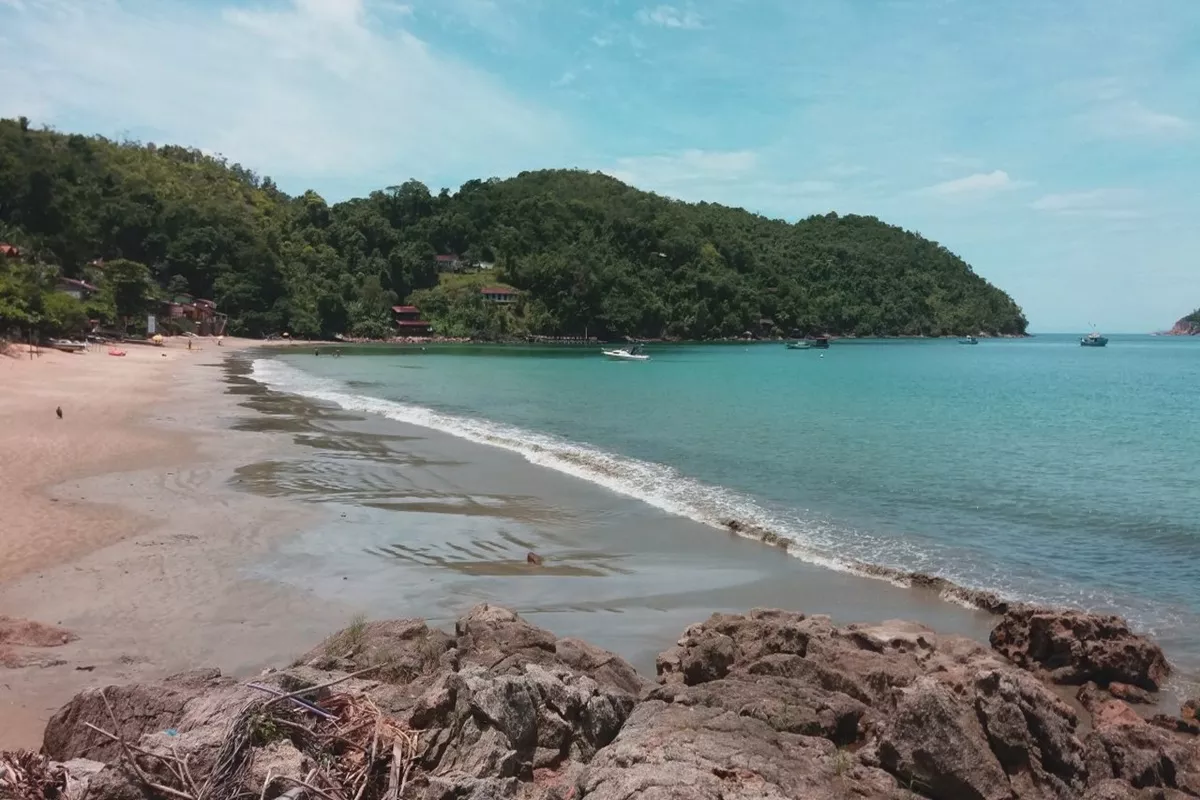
[2, 0, 1198, 331]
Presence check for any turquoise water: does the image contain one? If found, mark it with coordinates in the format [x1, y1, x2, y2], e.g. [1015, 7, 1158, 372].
[251, 335, 1200, 658]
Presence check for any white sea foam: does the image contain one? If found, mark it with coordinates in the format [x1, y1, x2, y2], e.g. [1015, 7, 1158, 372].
[249, 358, 860, 574]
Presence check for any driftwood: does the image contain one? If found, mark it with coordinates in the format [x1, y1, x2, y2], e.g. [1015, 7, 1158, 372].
[65, 684, 418, 800]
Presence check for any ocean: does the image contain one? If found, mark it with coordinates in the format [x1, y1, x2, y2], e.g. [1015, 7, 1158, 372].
[249, 334, 1200, 668]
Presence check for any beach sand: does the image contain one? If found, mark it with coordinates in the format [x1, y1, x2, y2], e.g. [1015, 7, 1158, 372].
[0, 338, 329, 746]
[0, 339, 1003, 749]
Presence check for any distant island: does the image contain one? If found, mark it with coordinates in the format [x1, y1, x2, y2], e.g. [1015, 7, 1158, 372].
[1166, 309, 1200, 336]
[0, 117, 1027, 342]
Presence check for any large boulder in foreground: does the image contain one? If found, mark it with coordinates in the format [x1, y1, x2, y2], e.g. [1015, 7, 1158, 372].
[990, 607, 1170, 691]
[30, 604, 1198, 800]
[587, 609, 1093, 800]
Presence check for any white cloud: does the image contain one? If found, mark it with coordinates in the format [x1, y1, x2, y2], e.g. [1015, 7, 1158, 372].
[590, 34, 612, 47]
[1030, 189, 1145, 218]
[636, 5, 703, 30]
[1064, 80, 1192, 140]
[918, 170, 1025, 197]
[552, 71, 576, 88]
[1084, 100, 1191, 139]
[606, 149, 758, 189]
[0, 0, 565, 194]
[601, 149, 842, 215]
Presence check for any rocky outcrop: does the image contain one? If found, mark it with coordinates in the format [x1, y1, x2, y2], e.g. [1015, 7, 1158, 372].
[990, 607, 1170, 691]
[1167, 313, 1200, 336]
[24, 605, 1200, 800]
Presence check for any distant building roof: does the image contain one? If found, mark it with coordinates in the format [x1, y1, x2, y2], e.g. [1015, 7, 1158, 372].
[58, 277, 99, 293]
[480, 286, 518, 295]
[0, 243, 20, 257]
[392, 305, 420, 314]
[435, 254, 459, 262]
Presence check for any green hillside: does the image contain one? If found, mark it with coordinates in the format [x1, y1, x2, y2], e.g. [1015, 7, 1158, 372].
[0, 117, 1027, 340]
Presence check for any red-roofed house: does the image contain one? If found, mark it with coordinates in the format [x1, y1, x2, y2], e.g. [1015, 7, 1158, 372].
[392, 305, 432, 335]
[0, 243, 21, 258]
[434, 254, 462, 272]
[480, 286, 519, 305]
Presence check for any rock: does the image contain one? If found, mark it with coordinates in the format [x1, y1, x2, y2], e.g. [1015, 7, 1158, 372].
[877, 677, 1013, 800]
[42, 670, 232, 761]
[1150, 714, 1200, 737]
[990, 608, 1170, 690]
[578, 701, 898, 800]
[37, 603, 1193, 800]
[1183, 698, 1199, 722]
[1093, 699, 1147, 730]
[246, 740, 308, 799]
[1085, 714, 1200, 794]
[299, 617, 455, 680]
[1109, 682, 1153, 705]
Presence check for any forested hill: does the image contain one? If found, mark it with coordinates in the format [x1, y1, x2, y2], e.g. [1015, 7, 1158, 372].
[0, 118, 1027, 339]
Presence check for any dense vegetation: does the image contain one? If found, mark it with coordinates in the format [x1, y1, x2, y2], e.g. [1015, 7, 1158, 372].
[0, 117, 1027, 340]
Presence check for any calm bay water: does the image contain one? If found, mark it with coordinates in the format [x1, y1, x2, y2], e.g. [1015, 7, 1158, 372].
[251, 335, 1200, 658]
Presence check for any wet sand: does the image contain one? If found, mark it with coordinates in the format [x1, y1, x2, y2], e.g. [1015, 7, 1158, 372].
[0, 346, 1002, 747]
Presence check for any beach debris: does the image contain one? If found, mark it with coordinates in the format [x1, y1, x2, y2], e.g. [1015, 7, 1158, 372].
[526, 551, 544, 566]
[0, 750, 68, 799]
[56, 405, 63, 419]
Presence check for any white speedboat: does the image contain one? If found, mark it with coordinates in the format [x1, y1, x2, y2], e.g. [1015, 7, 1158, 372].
[602, 347, 649, 361]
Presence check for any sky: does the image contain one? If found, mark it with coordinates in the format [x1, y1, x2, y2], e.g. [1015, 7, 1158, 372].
[1, 0, 1198, 332]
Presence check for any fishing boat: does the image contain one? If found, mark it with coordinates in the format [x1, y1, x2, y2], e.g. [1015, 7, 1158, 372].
[809, 335, 831, 349]
[601, 346, 649, 361]
[1080, 332, 1109, 348]
[959, 335, 979, 345]
[785, 341, 812, 350]
[48, 339, 87, 353]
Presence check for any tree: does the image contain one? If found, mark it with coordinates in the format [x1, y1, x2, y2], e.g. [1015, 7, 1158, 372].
[103, 259, 156, 322]
[0, 118, 1028, 340]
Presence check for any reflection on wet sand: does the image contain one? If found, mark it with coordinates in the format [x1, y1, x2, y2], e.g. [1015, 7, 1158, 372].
[370, 526, 631, 578]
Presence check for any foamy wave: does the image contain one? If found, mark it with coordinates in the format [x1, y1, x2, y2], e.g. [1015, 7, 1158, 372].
[248, 358, 857, 574]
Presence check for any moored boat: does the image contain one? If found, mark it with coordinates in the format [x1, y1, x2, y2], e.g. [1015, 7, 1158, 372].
[48, 338, 87, 353]
[785, 341, 812, 350]
[959, 335, 979, 345]
[602, 345, 649, 361]
[1080, 332, 1108, 347]
[809, 335, 831, 349]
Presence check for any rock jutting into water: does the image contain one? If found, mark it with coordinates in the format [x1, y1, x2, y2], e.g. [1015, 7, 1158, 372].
[11, 604, 1198, 800]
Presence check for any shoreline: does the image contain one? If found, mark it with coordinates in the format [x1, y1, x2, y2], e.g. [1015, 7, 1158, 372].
[1, 339, 1194, 751]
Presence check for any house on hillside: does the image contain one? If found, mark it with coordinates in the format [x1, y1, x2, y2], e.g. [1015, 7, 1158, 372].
[56, 277, 99, 300]
[164, 295, 227, 335]
[0, 243, 21, 258]
[480, 286, 519, 305]
[392, 305, 432, 335]
[434, 254, 462, 273]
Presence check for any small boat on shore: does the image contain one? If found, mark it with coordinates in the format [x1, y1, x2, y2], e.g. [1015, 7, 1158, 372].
[959, 335, 979, 345]
[602, 346, 649, 361]
[1080, 332, 1109, 348]
[48, 339, 87, 353]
